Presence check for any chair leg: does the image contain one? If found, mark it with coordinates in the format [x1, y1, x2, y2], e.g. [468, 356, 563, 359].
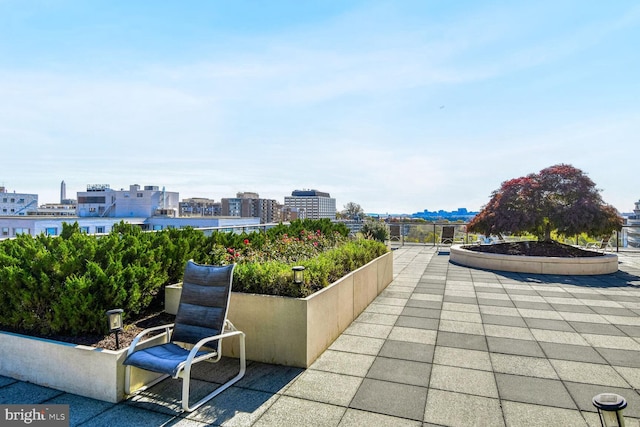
[181, 332, 246, 412]
[124, 364, 169, 396]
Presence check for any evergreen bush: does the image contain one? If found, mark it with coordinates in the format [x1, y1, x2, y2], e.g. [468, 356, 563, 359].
[0, 219, 387, 336]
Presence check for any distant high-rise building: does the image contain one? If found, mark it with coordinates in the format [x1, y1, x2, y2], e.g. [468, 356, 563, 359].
[221, 192, 281, 223]
[60, 180, 66, 203]
[179, 198, 221, 217]
[284, 189, 336, 219]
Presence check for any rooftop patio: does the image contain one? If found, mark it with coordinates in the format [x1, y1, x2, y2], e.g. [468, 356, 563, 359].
[2, 246, 640, 426]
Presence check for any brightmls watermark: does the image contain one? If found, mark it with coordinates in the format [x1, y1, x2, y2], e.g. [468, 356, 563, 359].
[1, 405, 69, 426]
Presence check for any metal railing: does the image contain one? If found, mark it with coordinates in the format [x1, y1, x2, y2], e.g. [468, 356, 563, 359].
[386, 222, 640, 253]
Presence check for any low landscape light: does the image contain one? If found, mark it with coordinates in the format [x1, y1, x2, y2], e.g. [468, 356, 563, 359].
[292, 266, 305, 285]
[593, 393, 627, 427]
[106, 309, 124, 349]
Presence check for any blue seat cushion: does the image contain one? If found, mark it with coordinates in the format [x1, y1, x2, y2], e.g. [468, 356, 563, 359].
[123, 343, 212, 377]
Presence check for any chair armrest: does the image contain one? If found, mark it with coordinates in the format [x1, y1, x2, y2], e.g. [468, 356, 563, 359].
[185, 329, 245, 366]
[126, 323, 175, 357]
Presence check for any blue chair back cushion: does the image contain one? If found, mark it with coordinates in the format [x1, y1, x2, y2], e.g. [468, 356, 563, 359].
[171, 261, 235, 351]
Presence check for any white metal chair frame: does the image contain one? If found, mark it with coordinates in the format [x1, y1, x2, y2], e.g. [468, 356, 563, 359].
[124, 320, 245, 412]
[123, 261, 245, 412]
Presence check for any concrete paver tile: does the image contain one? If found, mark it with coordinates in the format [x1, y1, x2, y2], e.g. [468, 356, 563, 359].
[366, 357, 432, 387]
[439, 319, 485, 335]
[475, 292, 511, 301]
[47, 393, 116, 427]
[479, 306, 520, 317]
[617, 324, 640, 337]
[596, 347, 640, 368]
[612, 366, 640, 389]
[183, 387, 279, 426]
[478, 298, 516, 307]
[569, 321, 626, 336]
[581, 333, 640, 350]
[355, 312, 398, 326]
[433, 346, 492, 371]
[0, 381, 64, 404]
[430, 365, 498, 398]
[343, 322, 392, 339]
[545, 297, 585, 306]
[495, 374, 576, 409]
[539, 342, 607, 364]
[374, 297, 408, 307]
[387, 326, 437, 345]
[378, 340, 435, 363]
[487, 336, 545, 357]
[284, 370, 362, 406]
[523, 318, 573, 331]
[424, 389, 504, 427]
[602, 315, 640, 326]
[349, 378, 427, 421]
[482, 314, 527, 327]
[401, 306, 441, 318]
[442, 302, 481, 313]
[549, 359, 629, 387]
[410, 293, 442, 302]
[530, 329, 589, 346]
[365, 303, 405, 315]
[328, 335, 385, 356]
[404, 300, 442, 310]
[508, 295, 546, 303]
[441, 310, 482, 323]
[513, 301, 554, 310]
[490, 353, 558, 379]
[0, 376, 17, 388]
[395, 315, 439, 330]
[83, 403, 179, 427]
[484, 324, 535, 341]
[502, 401, 587, 427]
[517, 308, 563, 320]
[558, 312, 609, 324]
[254, 396, 345, 427]
[309, 350, 375, 377]
[338, 408, 421, 427]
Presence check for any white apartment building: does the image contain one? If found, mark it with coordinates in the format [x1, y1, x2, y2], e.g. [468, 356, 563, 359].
[76, 184, 179, 218]
[0, 187, 38, 216]
[284, 190, 336, 220]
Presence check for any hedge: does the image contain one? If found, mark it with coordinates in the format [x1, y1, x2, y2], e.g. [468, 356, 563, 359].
[0, 219, 386, 336]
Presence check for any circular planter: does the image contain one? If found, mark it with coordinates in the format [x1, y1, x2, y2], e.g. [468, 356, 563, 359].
[450, 245, 618, 275]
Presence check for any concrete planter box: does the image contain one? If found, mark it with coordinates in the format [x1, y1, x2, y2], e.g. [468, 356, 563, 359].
[0, 251, 392, 403]
[165, 251, 394, 368]
[450, 245, 618, 275]
[0, 331, 167, 403]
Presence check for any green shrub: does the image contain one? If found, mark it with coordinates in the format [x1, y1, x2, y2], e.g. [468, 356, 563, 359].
[360, 220, 389, 242]
[0, 221, 387, 336]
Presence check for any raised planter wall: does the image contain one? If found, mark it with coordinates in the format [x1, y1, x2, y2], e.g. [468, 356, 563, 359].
[450, 245, 618, 275]
[165, 251, 394, 367]
[0, 251, 393, 402]
[0, 332, 167, 403]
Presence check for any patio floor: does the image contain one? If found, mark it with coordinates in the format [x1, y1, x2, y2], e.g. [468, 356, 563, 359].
[2, 246, 640, 426]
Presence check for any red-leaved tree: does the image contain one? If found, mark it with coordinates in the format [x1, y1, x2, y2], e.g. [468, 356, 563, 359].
[467, 164, 622, 241]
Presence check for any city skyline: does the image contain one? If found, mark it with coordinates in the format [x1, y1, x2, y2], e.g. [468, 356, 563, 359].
[2, 1, 639, 214]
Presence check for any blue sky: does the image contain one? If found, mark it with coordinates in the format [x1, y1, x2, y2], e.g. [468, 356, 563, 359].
[1, 1, 639, 214]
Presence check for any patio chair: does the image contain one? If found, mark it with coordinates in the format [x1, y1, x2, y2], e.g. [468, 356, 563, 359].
[123, 260, 246, 412]
[586, 236, 613, 253]
[437, 226, 456, 253]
